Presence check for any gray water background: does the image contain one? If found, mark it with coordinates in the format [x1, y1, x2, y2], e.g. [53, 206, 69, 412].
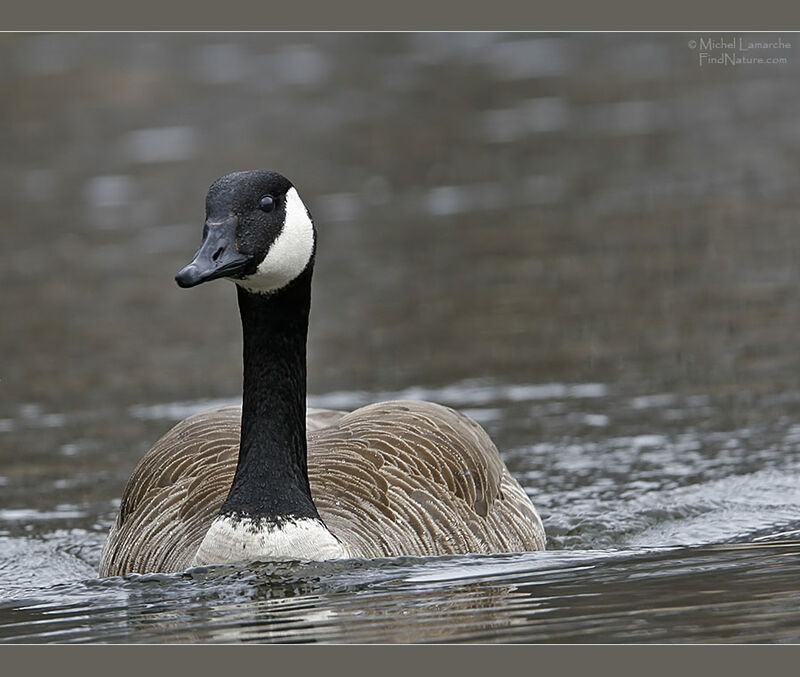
[2, 33, 800, 642]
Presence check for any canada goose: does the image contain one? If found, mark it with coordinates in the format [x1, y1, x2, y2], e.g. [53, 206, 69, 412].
[98, 170, 546, 577]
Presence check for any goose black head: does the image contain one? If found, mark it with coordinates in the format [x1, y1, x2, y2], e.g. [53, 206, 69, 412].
[175, 170, 316, 294]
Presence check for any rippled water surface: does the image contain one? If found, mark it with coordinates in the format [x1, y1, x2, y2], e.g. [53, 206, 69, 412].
[2, 33, 800, 643]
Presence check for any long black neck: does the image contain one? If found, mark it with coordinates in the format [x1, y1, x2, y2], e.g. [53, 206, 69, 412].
[219, 265, 319, 523]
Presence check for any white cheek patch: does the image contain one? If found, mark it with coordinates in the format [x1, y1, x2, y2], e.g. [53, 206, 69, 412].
[235, 187, 315, 294]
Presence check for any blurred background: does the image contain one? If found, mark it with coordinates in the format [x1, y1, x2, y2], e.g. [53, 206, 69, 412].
[3, 33, 800, 643]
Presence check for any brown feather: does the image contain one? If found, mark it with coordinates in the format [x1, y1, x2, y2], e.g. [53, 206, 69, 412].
[98, 401, 545, 576]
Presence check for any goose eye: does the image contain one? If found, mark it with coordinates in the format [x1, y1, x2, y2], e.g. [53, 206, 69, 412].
[259, 195, 275, 212]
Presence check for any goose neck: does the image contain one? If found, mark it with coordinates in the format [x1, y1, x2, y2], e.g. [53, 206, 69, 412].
[220, 267, 319, 522]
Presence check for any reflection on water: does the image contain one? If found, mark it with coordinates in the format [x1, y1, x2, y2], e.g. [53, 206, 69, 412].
[2, 32, 800, 642]
[4, 542, 800, 643]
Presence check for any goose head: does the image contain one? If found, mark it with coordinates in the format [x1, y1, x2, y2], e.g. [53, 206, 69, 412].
[175, 170, 315, 294]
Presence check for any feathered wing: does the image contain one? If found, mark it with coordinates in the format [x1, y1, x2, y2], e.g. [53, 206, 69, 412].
[308, 401, 545, 558]
[98, 401, 544, 576]
[98, 407, 241, 576]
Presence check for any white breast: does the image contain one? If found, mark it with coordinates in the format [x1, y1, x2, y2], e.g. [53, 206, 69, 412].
[192, 514, 350, 566]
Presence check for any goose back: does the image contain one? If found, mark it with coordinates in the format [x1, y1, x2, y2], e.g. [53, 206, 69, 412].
[98, 401, 544, 576]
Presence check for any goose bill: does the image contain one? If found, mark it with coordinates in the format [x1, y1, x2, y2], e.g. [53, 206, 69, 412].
[175, 217, 252, 288]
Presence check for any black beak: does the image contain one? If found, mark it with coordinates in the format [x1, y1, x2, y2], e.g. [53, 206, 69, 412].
[175, 216, 252, 288]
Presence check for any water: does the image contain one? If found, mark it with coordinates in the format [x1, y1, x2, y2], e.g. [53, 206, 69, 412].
[2, 33, 800, 643]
